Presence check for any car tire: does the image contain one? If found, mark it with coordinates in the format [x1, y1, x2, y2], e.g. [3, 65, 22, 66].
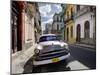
[32, 65, 41, 73]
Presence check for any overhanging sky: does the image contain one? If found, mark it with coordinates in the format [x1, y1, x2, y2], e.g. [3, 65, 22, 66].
[38, 3, 62, 31]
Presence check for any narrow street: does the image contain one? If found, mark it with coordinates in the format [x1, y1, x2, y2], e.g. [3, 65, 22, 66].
[23, 45, 96, 74]
[69, 45, 96, 69]
[11, 2, 96, 74]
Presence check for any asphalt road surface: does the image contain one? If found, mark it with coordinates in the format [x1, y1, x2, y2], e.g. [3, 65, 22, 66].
[23, 45, 96, 74]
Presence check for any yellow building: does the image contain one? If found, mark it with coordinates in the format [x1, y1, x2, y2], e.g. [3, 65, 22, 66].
[64, 4, 76, 44]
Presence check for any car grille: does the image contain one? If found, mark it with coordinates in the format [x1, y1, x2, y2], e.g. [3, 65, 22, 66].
[35, 49, 69, 61]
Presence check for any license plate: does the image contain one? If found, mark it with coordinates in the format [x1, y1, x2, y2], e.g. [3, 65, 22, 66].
[52, 58, 60, 63]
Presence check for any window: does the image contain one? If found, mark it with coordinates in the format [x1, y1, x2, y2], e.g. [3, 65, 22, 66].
[71, 8, 73, 18]
[57, 24, 59, 31]
[71, 26, 73, 38]
[76, 24, 81, 42]
[71, 8, 73, 15]
[84, 21, 90, 38]
[67, 11, 69, 19]
[56, 16, 58, 21]
[77, 5, 80, 11]
[57, 16, 59, 21]
[67, 28, 69, 41]
[39, 35, 58, 42]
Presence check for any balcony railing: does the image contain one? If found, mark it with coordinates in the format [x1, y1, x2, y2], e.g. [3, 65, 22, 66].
[64, 14, 74, 24]
[75, 6, 93, 18]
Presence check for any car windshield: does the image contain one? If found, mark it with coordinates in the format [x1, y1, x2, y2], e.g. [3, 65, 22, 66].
[39, 35, 58, 42]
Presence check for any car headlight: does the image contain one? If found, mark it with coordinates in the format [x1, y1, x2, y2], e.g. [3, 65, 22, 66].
[34, 45, 43, 54]
[34, 49, 40, 54]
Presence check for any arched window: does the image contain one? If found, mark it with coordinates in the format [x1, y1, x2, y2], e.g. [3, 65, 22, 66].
[84, 21, 90, 38]
[67, 11, 69, 19]
[71, 26, 73, 38]
[76, 24, 81, 42]
[67, 28, 69, 41]
[77, 5, 80, 11]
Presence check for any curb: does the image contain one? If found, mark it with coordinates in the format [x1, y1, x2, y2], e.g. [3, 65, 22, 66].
[76, 44, 95, 49]
[70, 44, 96, 51]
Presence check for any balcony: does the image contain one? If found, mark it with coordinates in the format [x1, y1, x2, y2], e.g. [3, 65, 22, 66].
[75, 6, 93, 18]
[64, 14, 74, 24]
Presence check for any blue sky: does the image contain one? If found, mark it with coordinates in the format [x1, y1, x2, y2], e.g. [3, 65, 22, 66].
[38, 3, 62, 31]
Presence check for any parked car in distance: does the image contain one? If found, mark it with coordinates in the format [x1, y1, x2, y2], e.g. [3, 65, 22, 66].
[33, 34, 70, 66]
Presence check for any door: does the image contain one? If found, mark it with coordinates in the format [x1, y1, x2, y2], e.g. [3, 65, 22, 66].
[76, 24, 81, 42]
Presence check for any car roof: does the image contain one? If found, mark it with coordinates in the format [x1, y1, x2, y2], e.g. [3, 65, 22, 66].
[40, 34, 56, 37]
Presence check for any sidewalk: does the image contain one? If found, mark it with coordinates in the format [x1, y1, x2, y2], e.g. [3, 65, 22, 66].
[12, 45, 35, 74]
[71, 43, 96, 51]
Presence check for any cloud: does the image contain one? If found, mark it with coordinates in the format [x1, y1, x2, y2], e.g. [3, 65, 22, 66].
[38, 3, 62, 31]
[39, 4, 51, 17]
[41, 14, 54, 22]
[54, 4, 62, 10]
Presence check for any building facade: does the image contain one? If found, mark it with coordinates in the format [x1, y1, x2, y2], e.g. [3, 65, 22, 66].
[74, 5, 96, 45]
[52, 13, 64, 40]
[24, 2, 36, 50]
[11, 1, 25, 53]
[64, 4, 75, 44]
[11, 1, 41, 53]
[34, 3, 42, 42]
[44, 23, 52, 34]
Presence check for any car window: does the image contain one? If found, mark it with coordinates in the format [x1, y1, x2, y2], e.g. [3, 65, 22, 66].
[39, 35, 58, 42]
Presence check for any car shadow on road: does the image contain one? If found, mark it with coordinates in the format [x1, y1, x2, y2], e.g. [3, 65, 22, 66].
[23, 56, 33, 74]
[23, 55, 76, 74]
[32, 60, 71, 73]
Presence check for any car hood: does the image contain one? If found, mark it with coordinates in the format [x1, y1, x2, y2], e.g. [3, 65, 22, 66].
[36, 41, 68, 53]
[39, 41, 66, 46]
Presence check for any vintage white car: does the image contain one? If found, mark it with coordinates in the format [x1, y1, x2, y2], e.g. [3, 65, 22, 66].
[33, 34, 70, 66]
